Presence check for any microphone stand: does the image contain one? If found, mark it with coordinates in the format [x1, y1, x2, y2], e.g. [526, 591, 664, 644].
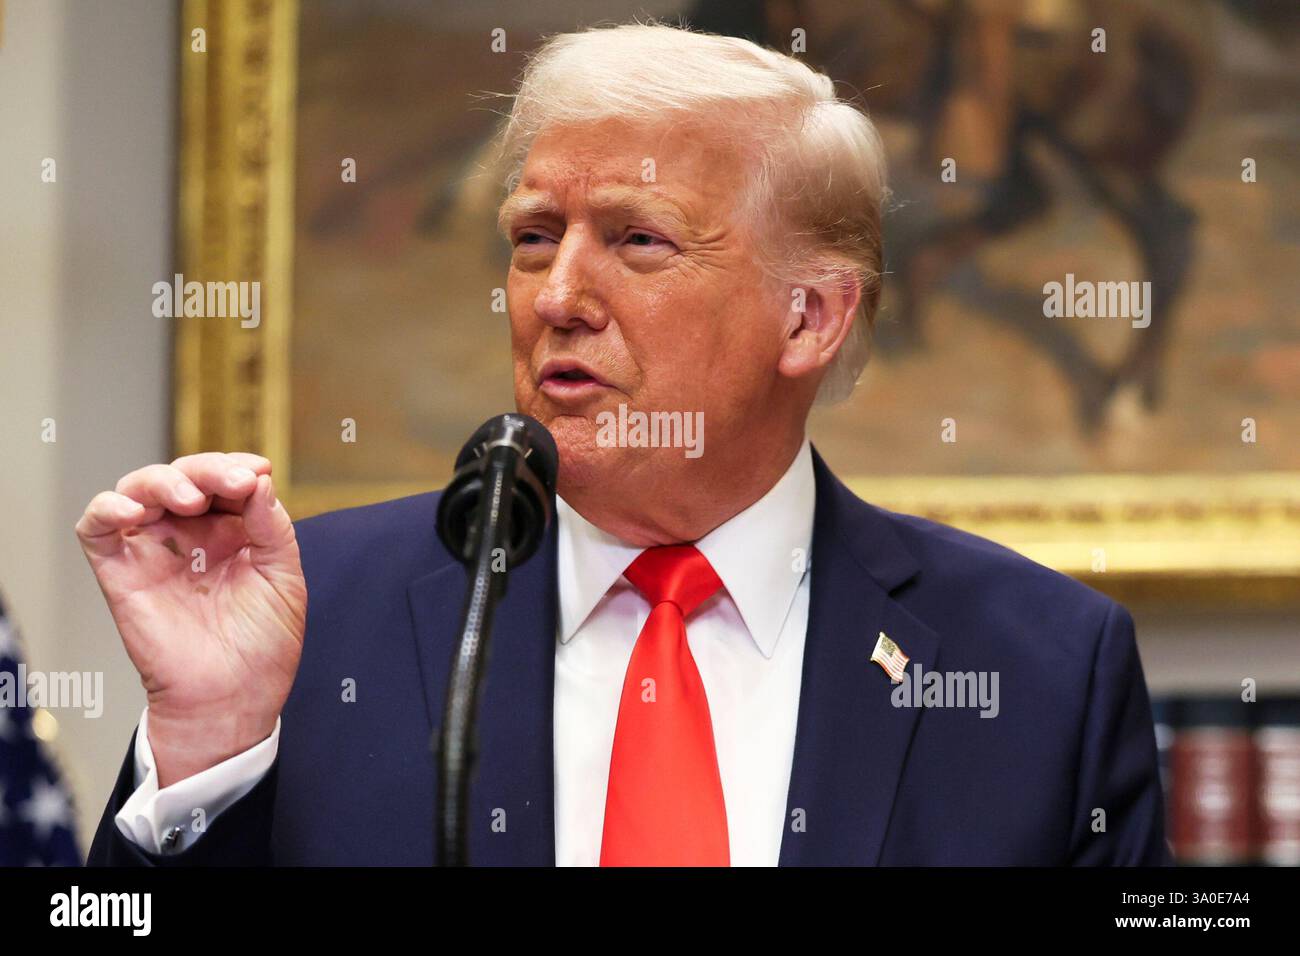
[434, 443, 518, 866]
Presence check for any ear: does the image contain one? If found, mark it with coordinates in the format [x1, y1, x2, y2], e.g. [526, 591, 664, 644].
[777, 277, 863, 383]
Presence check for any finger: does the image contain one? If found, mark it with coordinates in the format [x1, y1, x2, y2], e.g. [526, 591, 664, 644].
[208, 454, 273, 515]
[172, 451, 270, 477]
[222, 451, 273, 475]
[115, 464, 211, 516]
[242, 475, 300, 577]
[170, 452, 265, 501]
[75, 491, 152, 559]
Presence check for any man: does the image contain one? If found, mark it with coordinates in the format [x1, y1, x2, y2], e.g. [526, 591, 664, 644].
[80, 23, 1167, 866]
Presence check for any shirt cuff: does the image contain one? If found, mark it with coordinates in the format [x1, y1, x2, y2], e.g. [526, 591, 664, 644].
[113, 706, 280, 855]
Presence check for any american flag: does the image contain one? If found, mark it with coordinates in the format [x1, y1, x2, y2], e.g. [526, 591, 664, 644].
[0, 592, 81, 866]
[870, 631, 910, 684]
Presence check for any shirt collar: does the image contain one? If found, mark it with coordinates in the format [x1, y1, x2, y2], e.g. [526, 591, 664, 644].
[556, 438, 815, 659]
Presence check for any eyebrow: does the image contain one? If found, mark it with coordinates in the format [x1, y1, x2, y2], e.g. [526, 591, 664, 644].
[496, 193, 560, 236]
[497, 186, 692, 237]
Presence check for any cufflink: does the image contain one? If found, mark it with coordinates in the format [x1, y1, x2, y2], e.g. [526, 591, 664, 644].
[161, 825, 184, 851]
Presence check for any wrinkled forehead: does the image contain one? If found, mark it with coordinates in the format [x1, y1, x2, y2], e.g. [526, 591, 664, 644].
[499, 117, 753, 231]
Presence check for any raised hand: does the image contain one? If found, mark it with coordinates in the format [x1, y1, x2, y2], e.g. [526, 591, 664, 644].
[76, 452, 307, 787]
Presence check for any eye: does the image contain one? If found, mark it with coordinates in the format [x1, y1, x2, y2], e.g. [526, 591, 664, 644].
[514, 230, 554, 247]
[623, 230, 671, 249]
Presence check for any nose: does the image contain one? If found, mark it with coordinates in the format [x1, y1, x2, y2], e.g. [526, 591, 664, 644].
[532, 227, 609, 332]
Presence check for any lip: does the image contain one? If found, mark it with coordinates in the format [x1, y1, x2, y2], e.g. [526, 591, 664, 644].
[537, 358, 612, 399]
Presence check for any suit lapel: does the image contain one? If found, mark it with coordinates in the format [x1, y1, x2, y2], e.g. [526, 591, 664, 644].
[779, 450, 940, 865]
[406, 519, 559, 866]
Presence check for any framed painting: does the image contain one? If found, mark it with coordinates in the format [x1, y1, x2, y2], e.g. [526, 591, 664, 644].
[172, 0, 1300, 603]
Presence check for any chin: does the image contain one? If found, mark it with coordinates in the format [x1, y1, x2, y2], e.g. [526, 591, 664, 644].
[547, 416, 603, 495]
[517, 394, 627, 497]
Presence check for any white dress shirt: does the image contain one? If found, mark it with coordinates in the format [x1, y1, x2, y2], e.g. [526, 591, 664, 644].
[117, 439, 815, 865]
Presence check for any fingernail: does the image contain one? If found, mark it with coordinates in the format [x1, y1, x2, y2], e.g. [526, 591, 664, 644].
[177, 483, 204, 504]
[230, 467, 257, 484]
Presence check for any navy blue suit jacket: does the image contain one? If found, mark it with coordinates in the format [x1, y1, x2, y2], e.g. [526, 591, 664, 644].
[88, 449, 1169, 865]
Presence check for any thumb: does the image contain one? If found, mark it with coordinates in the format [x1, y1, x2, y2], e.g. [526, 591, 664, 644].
[242, 474, 300, 578]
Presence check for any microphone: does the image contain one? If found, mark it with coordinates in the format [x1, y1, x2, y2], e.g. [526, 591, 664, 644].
[432, 413, 558, 866]
[436, 413, 558, 567]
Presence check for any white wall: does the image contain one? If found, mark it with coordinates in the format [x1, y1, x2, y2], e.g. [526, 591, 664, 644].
[1136, 606, 1300, 697]
[0, 0, 174, 854]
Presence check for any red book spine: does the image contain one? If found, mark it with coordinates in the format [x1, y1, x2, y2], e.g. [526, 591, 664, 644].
[1170, 727, 1256, 865]
[1256, 725, 1300, 866]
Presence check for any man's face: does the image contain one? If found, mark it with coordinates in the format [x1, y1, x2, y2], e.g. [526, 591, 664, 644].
[501, 118, 789, 494]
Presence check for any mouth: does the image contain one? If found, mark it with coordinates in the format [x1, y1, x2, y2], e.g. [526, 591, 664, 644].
[537, 359, 612, 399]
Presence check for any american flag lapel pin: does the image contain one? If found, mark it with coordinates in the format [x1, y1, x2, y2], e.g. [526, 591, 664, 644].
[870, 631, 909, 684]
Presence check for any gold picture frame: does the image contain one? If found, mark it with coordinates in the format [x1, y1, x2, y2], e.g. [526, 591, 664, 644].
[172, 0, 1300, 605]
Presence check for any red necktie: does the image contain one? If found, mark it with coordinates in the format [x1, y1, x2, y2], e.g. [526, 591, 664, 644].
[600, 545, 730, 866]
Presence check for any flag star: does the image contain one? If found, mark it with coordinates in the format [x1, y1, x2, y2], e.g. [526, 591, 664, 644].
[19, 778, 73, 841]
